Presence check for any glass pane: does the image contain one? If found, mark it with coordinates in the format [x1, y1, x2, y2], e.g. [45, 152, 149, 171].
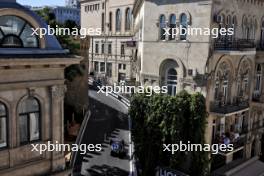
[0, 118, 7, 148]
[0, 16, 25, 35]
[0, 31, 3, 40]
[19, 115, 28, 144]
[2, 35, 23, 47]
[30, 113, 40, 141]
[19, 98, 40, 114]
[20, 24, 38, 48]
[0, 103, 6, 116]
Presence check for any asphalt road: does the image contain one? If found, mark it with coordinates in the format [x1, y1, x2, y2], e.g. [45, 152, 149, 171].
[74, 89, 130, 176]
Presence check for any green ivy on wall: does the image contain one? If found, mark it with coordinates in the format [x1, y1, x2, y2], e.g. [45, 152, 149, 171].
[129, 91, 209, 176]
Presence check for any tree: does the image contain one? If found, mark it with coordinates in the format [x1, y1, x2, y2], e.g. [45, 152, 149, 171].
[129, 91, 209, 176]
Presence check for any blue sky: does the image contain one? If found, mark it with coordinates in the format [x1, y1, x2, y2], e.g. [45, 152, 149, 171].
[17, 0, 64, 6]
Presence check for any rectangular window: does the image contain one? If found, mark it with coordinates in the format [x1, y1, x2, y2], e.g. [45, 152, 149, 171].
[121, 44, 125, 56]
[95, 43, 99, 54]
[108, 44, 112, 54]
[107, 63, 112, 77]
[123, 64, 126, 70]
[109, 12, 112, 31]
[101, 44, 104, 54]
[102, 2, 105, 9]
[100, 62, 105, 72]
[118, 64, 122, 69]
[102, 13, 105, 32]
[94, 61, 99, 72]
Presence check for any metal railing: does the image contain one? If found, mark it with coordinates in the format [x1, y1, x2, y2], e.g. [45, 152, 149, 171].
[210, 99, 249, 115]
[214, 39, 256, 50]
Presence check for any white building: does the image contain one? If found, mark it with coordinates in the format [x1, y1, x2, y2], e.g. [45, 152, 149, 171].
[53, 6, 80, 26]
[81, 0, 135, 85]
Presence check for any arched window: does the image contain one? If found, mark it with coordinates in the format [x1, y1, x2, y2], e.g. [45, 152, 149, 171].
[169, 14, 176, 40]
[215, 62, 231, 104]
[180, 13, 188, 40]
[19, 98, 40, 144]
[226, 15, 232, 41]
[0, 15, 39, 48]
[237, 60, 250, 97]
[243, 17, 250, 40]
[125, 8, 132, 31]
[167, 68, 177, 96]
[0, 102, 7, 148]
[109, 12, 112, 31]
[159, 15, 166, 40]
[116, 9, 121, 32]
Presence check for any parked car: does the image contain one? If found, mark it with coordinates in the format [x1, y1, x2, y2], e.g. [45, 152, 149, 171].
[110, 139, 126, 158]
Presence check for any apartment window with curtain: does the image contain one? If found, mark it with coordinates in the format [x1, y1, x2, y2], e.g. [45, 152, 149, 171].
[116, 9, 121, 32]
[19, 98, 40, 145]
[0, 102, 7, 148]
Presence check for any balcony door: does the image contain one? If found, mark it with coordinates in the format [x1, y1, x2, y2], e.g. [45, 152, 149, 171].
[166, 68, 177, 96]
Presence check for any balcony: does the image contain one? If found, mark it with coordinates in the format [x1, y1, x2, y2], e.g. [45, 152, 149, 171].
[214, 39, 256, 51]
[210, 98, 249, 116]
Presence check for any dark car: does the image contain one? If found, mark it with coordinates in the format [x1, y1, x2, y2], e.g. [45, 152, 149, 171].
[110, 139, 126, 158]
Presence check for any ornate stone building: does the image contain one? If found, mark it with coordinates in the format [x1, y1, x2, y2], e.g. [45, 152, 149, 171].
[80, 0, 135, 84]
[0, 0, 81, 175]
[133, 0, 264, 174]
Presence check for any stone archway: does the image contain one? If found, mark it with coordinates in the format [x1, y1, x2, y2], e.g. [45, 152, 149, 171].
[159, 59, 184, 95]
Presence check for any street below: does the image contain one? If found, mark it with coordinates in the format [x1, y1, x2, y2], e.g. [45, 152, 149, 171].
[74, 89, 130, 176]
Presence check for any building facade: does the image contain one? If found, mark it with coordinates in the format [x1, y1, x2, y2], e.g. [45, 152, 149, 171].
[81, 0, 135, 85]
[0, 0, 81, 175]
[133, 0, 264, 174]
[53, 6, 80, 26]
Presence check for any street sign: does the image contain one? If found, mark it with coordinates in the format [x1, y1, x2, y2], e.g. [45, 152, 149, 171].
[156, 167, 188, 176]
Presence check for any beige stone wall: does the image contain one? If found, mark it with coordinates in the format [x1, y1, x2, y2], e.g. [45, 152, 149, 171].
[0, 58, 80, 175]
[81, 0, 134, 84]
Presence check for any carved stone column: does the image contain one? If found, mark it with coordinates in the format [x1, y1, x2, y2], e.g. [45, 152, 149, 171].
[50, 85, 66, 172]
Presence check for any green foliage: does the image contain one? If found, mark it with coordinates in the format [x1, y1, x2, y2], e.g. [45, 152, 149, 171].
[129, 91, 209, 176]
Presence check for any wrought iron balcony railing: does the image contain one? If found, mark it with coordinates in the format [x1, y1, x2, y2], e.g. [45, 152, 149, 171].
[210, 99, 249, 115]
[214, 39, 256, 50]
